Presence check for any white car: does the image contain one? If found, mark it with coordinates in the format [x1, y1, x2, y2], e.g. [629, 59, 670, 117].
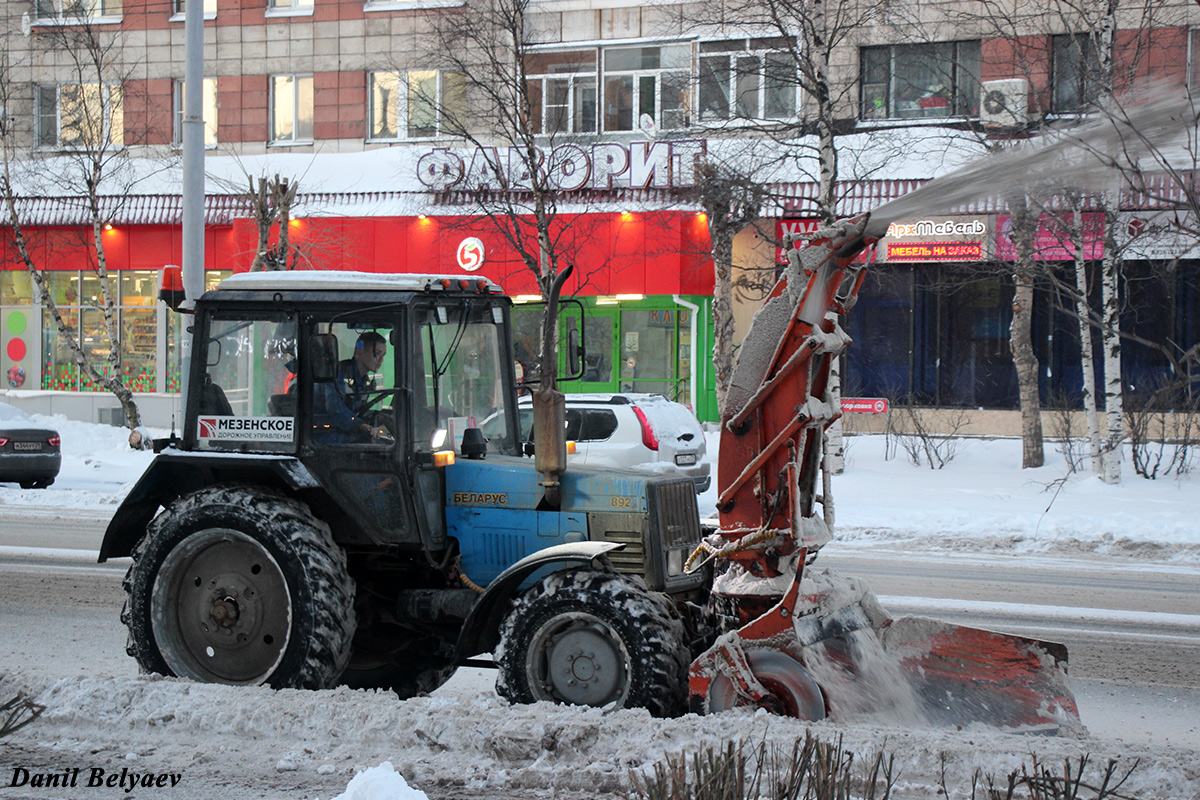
[502, 393, 711, 492]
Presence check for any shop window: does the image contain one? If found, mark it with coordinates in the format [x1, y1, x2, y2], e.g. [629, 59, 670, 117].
[698, 38, 796, 122]
[525, 51, 599, 135]
[271, 74, 314, 144]
[34, 0, 121, 20]
[0, 273, 32, 305]
[860, 41, 980, 121]
[368, 70, 466, 140]
[174, 78, 218, 147]
[602, 45, 691, 133]
[35, 83, 124, 149]
[1052, 34, 1100, 113]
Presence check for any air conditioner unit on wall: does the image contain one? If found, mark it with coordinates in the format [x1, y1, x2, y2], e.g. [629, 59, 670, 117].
[980, 79, 1029, 128]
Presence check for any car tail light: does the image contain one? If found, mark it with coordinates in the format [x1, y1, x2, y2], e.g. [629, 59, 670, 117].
[47, 435, 61, 447]
[0, 437, 8, 447]
[632, 405, 659, 451]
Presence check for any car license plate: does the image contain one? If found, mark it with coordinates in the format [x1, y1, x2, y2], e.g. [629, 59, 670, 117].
[675, 453, 697, 466]
[13, 442, 42, 452]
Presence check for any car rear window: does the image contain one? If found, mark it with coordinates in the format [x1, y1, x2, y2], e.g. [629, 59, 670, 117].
[580, 409, 618, 441]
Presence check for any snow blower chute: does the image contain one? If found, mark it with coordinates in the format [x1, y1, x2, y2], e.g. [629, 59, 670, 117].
[686, 215, 1081, 732]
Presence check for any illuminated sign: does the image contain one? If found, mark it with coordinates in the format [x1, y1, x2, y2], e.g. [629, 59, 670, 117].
[878, 216, 990, 262]
[887, 242, 983, 261]
[416, 140, 708, 192]
[457, 237, 485, 271]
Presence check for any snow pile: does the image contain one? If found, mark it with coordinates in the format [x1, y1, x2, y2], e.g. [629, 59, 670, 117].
[2, 670, 1197, 800]
[330, 763, 428, 800]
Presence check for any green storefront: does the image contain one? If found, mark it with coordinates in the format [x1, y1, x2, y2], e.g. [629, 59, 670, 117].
[512, 294, 717, 424]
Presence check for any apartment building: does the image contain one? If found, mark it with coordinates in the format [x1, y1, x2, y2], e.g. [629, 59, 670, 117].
[1, 0, 1198, 424]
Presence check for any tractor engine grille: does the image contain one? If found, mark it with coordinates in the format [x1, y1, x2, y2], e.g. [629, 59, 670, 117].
[590, 477, 704, 593]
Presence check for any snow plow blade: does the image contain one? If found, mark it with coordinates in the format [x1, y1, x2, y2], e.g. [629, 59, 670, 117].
[881, 616, 1081, 732]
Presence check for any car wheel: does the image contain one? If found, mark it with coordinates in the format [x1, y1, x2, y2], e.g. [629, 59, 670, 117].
[122, 485, 356, 689]
[496, 569, 688, 717]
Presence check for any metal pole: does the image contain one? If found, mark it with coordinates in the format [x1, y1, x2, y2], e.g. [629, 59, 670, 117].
[180, 0, 205, 411]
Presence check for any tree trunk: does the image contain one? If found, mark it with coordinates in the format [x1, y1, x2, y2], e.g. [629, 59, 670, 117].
[710, 217, 736, 416]
[1101, 200, 1124, 483]
[1070, 198, 1103, 475]
[1008, 194, 1044, 468]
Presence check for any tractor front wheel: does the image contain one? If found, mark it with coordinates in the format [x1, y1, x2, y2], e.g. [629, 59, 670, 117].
[496, 569, 688, 717]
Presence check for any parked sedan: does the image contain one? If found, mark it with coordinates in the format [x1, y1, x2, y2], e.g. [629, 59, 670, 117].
[0, 402, 61, 489]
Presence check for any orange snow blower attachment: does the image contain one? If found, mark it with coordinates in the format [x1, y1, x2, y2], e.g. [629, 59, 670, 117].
[686, 214, 1081, 732]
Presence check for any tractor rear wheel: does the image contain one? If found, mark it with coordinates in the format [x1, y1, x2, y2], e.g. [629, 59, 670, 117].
[496, 569, 688, 717]
[122, 485, 356, 689]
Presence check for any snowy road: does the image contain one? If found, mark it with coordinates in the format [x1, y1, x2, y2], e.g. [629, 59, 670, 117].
[2, 425, 1200, 798]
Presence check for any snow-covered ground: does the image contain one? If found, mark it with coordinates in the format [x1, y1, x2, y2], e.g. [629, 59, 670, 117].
[1, 413, 1199, 799]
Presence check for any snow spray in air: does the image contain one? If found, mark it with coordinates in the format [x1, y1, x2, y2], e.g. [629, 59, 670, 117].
[863, 85, 1198, 239]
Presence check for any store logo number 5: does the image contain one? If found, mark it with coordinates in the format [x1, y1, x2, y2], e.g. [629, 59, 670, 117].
[457, 237, 485, 272]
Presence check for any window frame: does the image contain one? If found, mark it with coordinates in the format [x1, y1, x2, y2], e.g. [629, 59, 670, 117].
[524, 50, 600, 136]
[270, 73, 315, 145]
[265, 0, 313, 16]
[1051, 33, 1100, 114]
[33, 0, 122, 22]
[859, 40, 981, 122]
[34, 82, 124, 150]
[170, 0, 217, 19]
[697, 37, 798, 124]
[173, 78, 219, 148]
[367, 69, 466, 141]
[600, 44, 692, 133]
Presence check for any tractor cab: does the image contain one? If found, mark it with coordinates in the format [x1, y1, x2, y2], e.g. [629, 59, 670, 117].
[181, 272, 521, 551]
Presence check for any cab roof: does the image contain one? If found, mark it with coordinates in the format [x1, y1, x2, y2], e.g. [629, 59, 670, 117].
[214, 271, 502, 294]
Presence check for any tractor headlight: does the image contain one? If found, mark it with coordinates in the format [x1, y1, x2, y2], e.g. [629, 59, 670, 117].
[667, 548, 685, 577]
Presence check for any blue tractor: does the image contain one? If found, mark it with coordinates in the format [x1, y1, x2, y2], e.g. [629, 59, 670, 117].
[100, 271, 708, 715]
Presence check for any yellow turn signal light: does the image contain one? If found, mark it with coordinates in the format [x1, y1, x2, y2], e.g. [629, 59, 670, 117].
[432, 450, 456, 467]
[566, 441, 577, 454]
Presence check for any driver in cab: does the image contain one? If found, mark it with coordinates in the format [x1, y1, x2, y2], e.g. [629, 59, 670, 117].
[314, 331, 390, 443]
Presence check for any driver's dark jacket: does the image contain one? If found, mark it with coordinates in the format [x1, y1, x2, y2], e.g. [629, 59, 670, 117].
[313, 358, 374, 442]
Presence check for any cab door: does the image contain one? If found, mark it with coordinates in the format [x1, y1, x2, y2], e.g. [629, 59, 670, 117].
[301, 312, 423, 548]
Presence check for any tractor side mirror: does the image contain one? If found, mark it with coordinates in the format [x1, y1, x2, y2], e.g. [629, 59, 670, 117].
[309, 333, 338, 382]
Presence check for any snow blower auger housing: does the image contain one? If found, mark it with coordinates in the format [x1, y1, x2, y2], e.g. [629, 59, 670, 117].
[686, 215, 1081, 732]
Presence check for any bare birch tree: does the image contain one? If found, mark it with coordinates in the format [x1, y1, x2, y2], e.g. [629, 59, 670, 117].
[0, 19, 171, 431]
[406, 0, 606, 503]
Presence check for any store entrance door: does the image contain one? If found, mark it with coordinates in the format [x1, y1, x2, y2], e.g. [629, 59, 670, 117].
[619, 307, 688, 402]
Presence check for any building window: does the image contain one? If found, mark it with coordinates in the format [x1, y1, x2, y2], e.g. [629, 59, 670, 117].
[268, 0, 312, 10]
[525, 51, 598, 135]
[35, 84, 124, 149]
[860, 41, 981, 121]
[174, 79, 218, 147]
[172, 0, 217, 16]
[271, 74, 313, 144]
[602, 45, 691, 132]
[698, 38, 796, 122]
[34, 0, 121, 19]
[368, 70, 465, 140]
[1052, 34, 1100, 113]
[1191, 28, 1200, 92]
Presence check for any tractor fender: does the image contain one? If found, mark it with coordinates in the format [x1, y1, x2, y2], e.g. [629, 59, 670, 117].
[454, 541, 624, 662]
[98, 451, 321, 563]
